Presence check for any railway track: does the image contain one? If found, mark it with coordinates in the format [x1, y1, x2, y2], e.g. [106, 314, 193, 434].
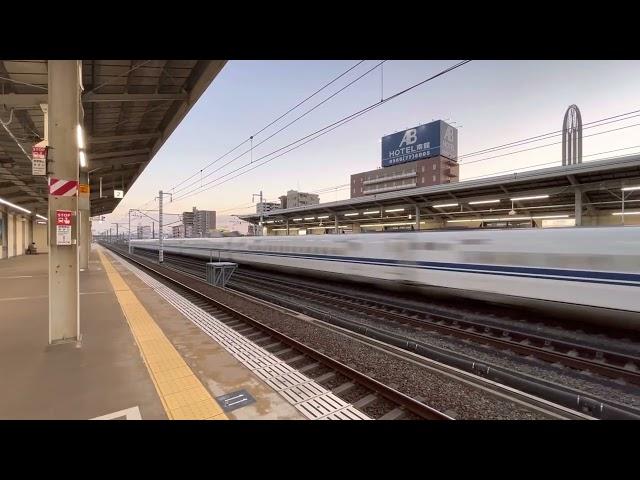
[124, 246, 640, 420]
[102, 245, 450, 420]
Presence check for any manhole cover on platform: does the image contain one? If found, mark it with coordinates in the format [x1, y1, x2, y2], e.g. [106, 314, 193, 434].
[215, 390, 256, 412]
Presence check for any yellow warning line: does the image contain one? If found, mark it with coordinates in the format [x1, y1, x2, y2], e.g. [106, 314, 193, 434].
[98, 248, 227, 420]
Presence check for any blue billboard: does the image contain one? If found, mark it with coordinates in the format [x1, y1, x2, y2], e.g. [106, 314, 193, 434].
[381, 120, 458, 167]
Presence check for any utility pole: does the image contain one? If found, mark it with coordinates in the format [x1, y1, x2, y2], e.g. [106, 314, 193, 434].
[156, 190, 173, 263]
[252, 190, 264, 236]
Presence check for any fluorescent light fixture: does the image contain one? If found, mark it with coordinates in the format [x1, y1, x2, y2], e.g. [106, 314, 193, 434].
[433, 203, 458, 208]
[485, 217, 532, 221]
[0, 197, 31, 214]
[531, 214, 570, 219]
[36, 214, 48, 221]
[468, 199, 500, 205]
[76, 125, 85, 149]
[510, 195, 549, 201]
[304, 217, 315, 220]
[361, 221, 416, 228]
[363, 210, 380, 214]
[344, 212, 359, 217]
[292, 218, 303, 221]
[612, 211, 640, 216]
[317, 215, 330, 219]
[622, 186, 640, 191]
[446, 218, 479, 223]
[385, 208, 405, 213]
[79, 150, 87, 167]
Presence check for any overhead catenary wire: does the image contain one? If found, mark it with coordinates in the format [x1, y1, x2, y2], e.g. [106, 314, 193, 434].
[167, 60, 367, 195]
[171, 60, 472, 203]
[457, 109, 640, 161]
[171, 60, 387, 197]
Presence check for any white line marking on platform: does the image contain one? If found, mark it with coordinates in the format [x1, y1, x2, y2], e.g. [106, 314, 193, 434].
[91, 406, 142, 420]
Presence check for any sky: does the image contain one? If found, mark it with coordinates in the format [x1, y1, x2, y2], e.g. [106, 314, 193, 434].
[95, 60, 640, 234]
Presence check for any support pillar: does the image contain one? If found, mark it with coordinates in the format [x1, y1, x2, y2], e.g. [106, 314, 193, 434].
[1, 209, 8, 259]
[335, 215, 339, 234]
[574, 189, 582, 227]
[286, 219, 290, 236]
[79, 172, 90, 270]
[48, 60, 81, 344]
[415, 205, 421, 231]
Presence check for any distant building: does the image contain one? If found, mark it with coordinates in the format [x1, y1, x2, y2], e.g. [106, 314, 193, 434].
[280, 190, 319, 209]
[181, 207, 217, 237]
[136, 225, 151, 239]
[256, 202, 281, 215]
[351, 156, 459, 198]
[172, 225, 184, 238]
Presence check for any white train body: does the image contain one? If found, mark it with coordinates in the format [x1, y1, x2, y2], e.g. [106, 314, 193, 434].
[130, 227, 640, 329]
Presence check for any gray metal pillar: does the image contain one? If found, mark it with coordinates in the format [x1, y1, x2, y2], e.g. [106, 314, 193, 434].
[286, 219, 289, 236]
[159, 190, 164, 263]
[48, 60, 80, 344]
[574, 190, 582, 227]
[335, 215, 339, 234]
[415, 205, 421, 231]
[1, 209, 8, 259]
[79, 172, 90, 270]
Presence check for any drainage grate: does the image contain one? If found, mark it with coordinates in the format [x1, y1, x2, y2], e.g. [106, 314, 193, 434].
[215, 389, 256, 412]
[111, 252, 371, 421]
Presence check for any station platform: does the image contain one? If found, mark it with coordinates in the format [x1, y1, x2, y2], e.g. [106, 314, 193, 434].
[0, 245, 303, 420]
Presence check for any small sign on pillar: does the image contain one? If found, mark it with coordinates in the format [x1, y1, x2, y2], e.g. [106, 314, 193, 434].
[56, 210, 73, 246]
[114, 189, 123, 198]
[32, 142, 48, 176]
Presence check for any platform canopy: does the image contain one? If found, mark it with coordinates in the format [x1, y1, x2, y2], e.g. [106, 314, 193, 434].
[0, 60, 226, 217]
[237, 154, 640, 226]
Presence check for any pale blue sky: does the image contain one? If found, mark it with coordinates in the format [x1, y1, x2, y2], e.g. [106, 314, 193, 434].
[97, 60, 640, 233]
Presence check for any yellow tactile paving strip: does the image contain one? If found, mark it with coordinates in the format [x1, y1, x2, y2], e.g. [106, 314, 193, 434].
[98, 248, 227, 420]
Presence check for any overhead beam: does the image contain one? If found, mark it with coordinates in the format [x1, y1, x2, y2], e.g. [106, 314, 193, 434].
[0, 93, 48, 107]
[88, 132, 159, 144]
[82, 92, 187, 103]
[88, 156, 148, 169]
[89, 148, 150, 160]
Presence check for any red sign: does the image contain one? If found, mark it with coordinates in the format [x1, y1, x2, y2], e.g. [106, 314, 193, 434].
[56, 210, 73, 226]
[49, 178, 78, 197]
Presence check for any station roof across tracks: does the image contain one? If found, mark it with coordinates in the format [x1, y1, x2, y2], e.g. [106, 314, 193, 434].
[236, 154, 640, 225]
[0, 60, 226, 217]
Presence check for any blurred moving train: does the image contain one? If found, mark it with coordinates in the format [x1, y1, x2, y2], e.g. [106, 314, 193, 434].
[130, 227, 640, 330]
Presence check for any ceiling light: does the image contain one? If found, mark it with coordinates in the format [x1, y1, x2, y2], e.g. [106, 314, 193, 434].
[363, 210, 380, 214]
[446, 218, 478, 223]
[292, 218, 303, 221]
[0, 197, 31, 214]
[510, 195, 549, 201]
[317, 215, 330, 219]
[344, 212, 359, 217]
[531, 214, 570, 219]
[468, 199, 500, 205]
[304, 217, 315, 220]
[385, 208, 405, 213]
[36, 214, 48, 221]
[79, 150, 87, 168]
[621, 186, 640, 191]
[612, 211, 640, 215]
[76, 125, 85, 149]
[433, 203, 458, 208]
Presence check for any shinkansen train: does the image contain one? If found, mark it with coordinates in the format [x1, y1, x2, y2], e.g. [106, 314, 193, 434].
[130, 227, 640, 330]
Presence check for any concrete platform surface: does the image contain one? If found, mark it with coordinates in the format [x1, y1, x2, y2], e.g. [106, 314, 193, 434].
[0, 245, 303, 420]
